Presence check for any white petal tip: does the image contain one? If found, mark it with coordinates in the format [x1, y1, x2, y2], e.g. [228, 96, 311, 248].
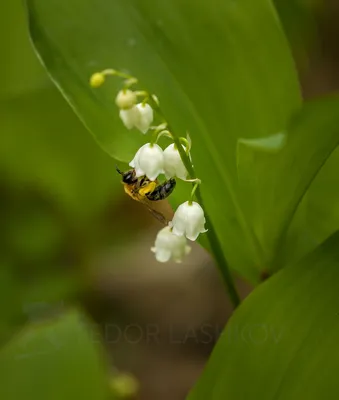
[187, 236, 198, 241]
[135, 169, 145, 177]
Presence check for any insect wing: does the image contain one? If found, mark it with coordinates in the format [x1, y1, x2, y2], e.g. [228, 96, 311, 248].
[140, 197, 169, 225]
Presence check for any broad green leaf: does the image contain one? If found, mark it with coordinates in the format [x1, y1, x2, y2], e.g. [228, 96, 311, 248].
[26, 0, 301, 281]
[238, 132, 287, 153]
[188, 230, 339, 400]
[302, 146, 339, 244]
[0, 310, 110, 400]
[282, 145, 339, 266]
[237, 95, 339, 270]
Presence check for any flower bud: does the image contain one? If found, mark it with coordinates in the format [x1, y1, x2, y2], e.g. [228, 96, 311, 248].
[151, 226, 191, 263]
[90, 72, 105, 88]
[115, 89, 137, 110]
[163, 144, 188, 180]
[129, 143, 164, 181]
[171, 201, 207, 241]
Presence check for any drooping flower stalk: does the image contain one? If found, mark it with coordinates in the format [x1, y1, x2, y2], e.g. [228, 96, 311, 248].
[89, 69, 240, 307]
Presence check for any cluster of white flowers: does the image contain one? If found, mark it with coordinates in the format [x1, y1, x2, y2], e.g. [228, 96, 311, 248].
[90, 69, 208, 263]
[129, 142, 189, 182]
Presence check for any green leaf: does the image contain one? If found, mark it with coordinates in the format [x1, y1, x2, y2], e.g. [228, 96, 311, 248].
[282, 145, 339, 267]
[238, 132, 287, 153]
[237, 95, 339, 270]
[0, 310, 110, 400]
[188, 230, 339, 400]
[26, 0, 301, 281]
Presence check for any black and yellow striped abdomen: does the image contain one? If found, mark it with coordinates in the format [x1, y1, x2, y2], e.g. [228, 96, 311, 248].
[146, 178, 176, 201]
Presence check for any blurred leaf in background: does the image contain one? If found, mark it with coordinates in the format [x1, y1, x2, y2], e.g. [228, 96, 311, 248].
[0, 0, 44, 98]
[269, 0, 339, 270]
[0, 0, 126, 344]
[0, 310, 111, 400]
[237, 94, 339, 270]
[274, 0, 320, 58]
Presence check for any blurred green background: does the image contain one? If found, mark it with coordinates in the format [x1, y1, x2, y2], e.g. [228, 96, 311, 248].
[1, 0, 339, 399]
[0, 1, 136, 398]
[0, 0, 120, 340]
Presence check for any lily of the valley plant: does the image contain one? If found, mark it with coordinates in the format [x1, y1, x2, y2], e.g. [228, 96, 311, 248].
[90, 69, 207, 263]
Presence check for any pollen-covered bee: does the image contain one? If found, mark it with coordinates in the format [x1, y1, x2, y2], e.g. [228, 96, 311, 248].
[116, 167, 176, 224]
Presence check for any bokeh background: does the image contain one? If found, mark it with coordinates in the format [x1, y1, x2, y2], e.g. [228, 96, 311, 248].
[1, 0, 338, 399]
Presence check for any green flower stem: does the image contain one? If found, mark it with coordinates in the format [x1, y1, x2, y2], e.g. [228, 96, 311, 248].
[101, 69, 135, 81]
[148, 97, 240, 307]
[155, 129, 173, 143]
[178, 137, 190, 153]
[189, 180, 200, 203]
[174, 136, 241, 308]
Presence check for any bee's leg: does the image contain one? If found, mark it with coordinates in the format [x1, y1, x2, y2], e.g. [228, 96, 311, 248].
[139, 181, 157, 196]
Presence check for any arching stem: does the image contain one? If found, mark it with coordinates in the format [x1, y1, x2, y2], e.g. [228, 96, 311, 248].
[148, 98, 241, 308]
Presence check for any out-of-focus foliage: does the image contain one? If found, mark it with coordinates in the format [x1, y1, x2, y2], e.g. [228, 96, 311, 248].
[0, 88, 117, 223]
[188, 231, 339, 400]
[274, 0, 320, 55]
[0, 0, 125, 380]
[282, 144, 339, 268]
[0, 1, 44, 98]
[237, 94, 339, 270]
[0, 310, 111, 400]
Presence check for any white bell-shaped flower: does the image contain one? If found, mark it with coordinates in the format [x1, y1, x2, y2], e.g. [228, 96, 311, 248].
[171, 201, 207, 241]
[163, 144, 188, 180]
[115, 89, 137, 110]
[151, 226, 191, 263]
[129, 143, 164, 181]
[119, 107, 140, 130]
[134, 103, 153, 134]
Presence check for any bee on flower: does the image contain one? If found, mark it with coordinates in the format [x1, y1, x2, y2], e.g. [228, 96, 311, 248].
[90, 68, 208, 263]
